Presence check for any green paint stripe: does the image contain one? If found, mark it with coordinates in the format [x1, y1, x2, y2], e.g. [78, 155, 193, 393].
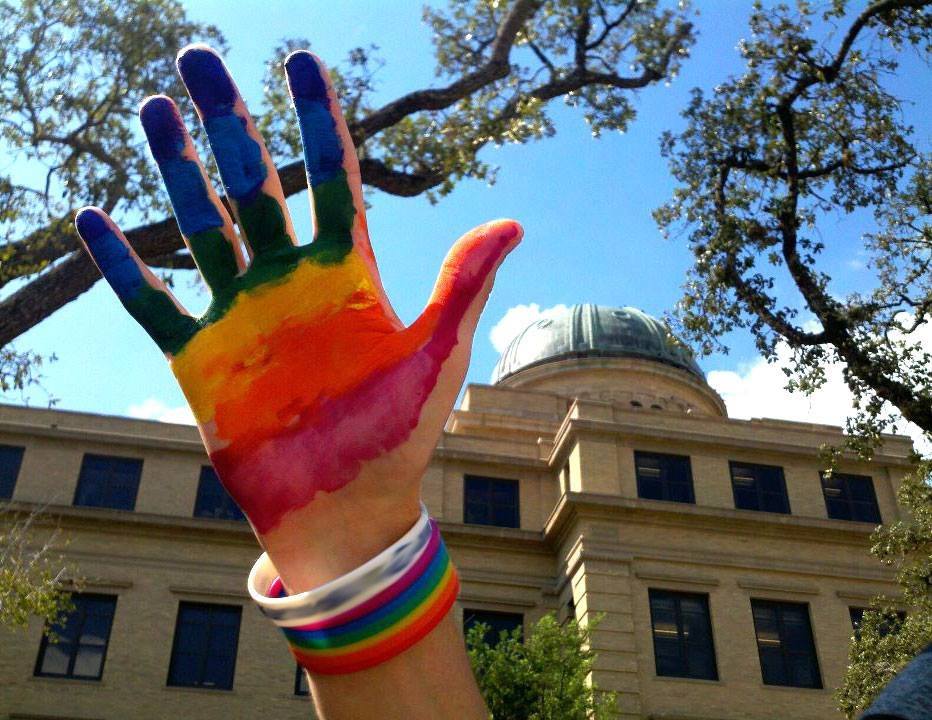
[126, 284, 197, 355]
[312, 170, 355, 252]
[187, 227, 240, 291]
[236, 192, 295, 257]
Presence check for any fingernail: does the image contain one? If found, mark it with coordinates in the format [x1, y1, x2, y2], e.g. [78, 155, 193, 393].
[177, 45, 236, 117]
[75, 208, 109, 242]
[284, 51, 328, 101]
[139, 96, 186, 161]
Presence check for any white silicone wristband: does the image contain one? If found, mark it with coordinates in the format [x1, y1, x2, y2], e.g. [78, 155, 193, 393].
[247, 503, 432, 626]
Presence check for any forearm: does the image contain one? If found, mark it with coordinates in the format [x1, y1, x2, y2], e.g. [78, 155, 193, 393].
[308, 612, 488, 720]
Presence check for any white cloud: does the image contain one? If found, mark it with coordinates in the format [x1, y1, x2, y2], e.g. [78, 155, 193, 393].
[708, 331, 931, 456]
[490, 303, 570, 354]
[127, 398, 196, 425]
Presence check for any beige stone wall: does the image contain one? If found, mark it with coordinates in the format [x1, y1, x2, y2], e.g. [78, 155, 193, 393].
[0, 357, 915, 720]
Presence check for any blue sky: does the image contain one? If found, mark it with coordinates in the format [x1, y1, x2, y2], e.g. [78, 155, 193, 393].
[7, 1, 930, 444]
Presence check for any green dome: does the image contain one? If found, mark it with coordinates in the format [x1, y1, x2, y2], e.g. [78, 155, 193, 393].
[491, 304, 703, 384]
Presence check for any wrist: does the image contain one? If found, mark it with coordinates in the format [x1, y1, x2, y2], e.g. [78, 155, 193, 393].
[249, 506, 459, 675]
[259, 488, 421, 593]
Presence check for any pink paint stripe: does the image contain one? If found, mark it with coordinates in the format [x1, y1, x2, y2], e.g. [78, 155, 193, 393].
[289, 522, 441, 632]
[268, 576, 285, 598]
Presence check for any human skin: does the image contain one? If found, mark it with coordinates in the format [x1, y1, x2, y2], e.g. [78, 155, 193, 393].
[75, 44, 520, 719]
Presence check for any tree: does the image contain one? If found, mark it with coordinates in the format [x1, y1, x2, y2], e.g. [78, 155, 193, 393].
[467, 614, 616, 720]
[837, 460, 932, 717]
[0, 505, 73, 631]
[0, 0, 695, 388]
[654, 0, 931, 451]
[654, 1, 931, 714]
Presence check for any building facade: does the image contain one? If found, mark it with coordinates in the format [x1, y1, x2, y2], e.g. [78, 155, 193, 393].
[0, 304, 914, 719]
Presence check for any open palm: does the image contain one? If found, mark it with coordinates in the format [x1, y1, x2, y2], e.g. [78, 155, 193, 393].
[76, 46, 521, 587]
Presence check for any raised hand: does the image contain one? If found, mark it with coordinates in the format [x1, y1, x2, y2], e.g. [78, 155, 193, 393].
[75, 46, 521, 591]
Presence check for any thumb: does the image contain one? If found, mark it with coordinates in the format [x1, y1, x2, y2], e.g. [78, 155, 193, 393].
[417, 219, 523, 347]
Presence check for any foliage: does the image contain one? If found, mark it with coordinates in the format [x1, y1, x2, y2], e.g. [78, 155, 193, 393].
[467, 614, 616, 720]
[837, 459, 932, 717]
[0, 505, 73, 632]
[655, 0, 932, 448]
[0, 0, 695, 380]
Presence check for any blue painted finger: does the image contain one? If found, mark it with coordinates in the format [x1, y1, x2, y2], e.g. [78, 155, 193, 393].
[176, 45, 294, 257]
[75, 208, 196, 355]
[139, 95, 242, 290]
[284, 51, 358, 251]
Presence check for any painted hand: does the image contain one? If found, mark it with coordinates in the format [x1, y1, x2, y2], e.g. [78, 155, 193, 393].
[75, 46, 521, 589]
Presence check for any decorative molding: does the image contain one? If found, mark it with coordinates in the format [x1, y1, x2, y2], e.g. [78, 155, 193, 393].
[457, 595, 537, 610]
[458, 568, 554, 592]
[634, 570, 720, 588]
[62, 577, 133, 591]
[737, 578, 820, 596]
[168, 584, 248, 601]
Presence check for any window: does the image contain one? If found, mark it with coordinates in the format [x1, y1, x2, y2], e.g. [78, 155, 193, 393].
[730, 462, 790, 514]
[294, 663, 309, 696]
[34, 593, 117, 680]
[751, 600, 822, 688]
[167, 602, 241, 690]
[648, 590, 718, 680]
[463, 475, 519, 528]
[73, 454, 142, 511]
[821, 472, 881, 523]
[463, 609, 523, 646]
[0, 444, 24, 499]
[193, 466, 245, 521]
[849, 607, 906, 638]
[635, 452, 695, 504]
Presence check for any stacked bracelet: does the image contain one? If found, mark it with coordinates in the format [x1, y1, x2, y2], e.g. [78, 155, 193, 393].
[247, 505, 459, 675]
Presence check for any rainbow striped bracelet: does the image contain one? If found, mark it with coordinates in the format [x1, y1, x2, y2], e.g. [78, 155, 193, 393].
[247, 506, 459, 675]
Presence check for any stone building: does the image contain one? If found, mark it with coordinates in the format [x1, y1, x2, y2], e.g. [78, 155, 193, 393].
[0, 304, 913, 719]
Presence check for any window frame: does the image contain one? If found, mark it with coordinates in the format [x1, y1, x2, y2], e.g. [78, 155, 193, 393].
[0, 443, 25, 499]
[166, 601, 242, 691]
[33, 593, 117, 681]
[463, 474, 520, 528]
[72, 453, 143, 511]
[820, 472, 881, 523]
[193, 465, 245, 521]
[750, 599, 823, 689]
[647, 589, 718, 681]
[634, 451, 696, 504]
[729, 461, 791, 514]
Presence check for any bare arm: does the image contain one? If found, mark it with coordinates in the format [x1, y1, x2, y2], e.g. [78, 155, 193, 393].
[74, 43, 519, 720]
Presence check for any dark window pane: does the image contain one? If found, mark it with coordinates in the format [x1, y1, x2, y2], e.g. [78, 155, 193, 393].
[750, 600, 822, 689]
[0, 444, 25, 499]
[849, 607, 906, 638]
[729, 462, 790, 514]
[636, 452, 695, 505]
[463, 609, 523, 647]
[821, 473, 880, 524]
[295, 664, 310, 696]
[73, 454, 142, 511]
[34, 593, 116, 680]
[463, 476, 519, 528]
[193, 466, 245, 521]
[167, 602, 241, 690]
[648, 589, 717, 680]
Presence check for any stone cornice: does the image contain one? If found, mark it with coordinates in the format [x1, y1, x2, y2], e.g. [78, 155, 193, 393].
[548, 402, 914, 469]
[544, 492, 882, 549]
